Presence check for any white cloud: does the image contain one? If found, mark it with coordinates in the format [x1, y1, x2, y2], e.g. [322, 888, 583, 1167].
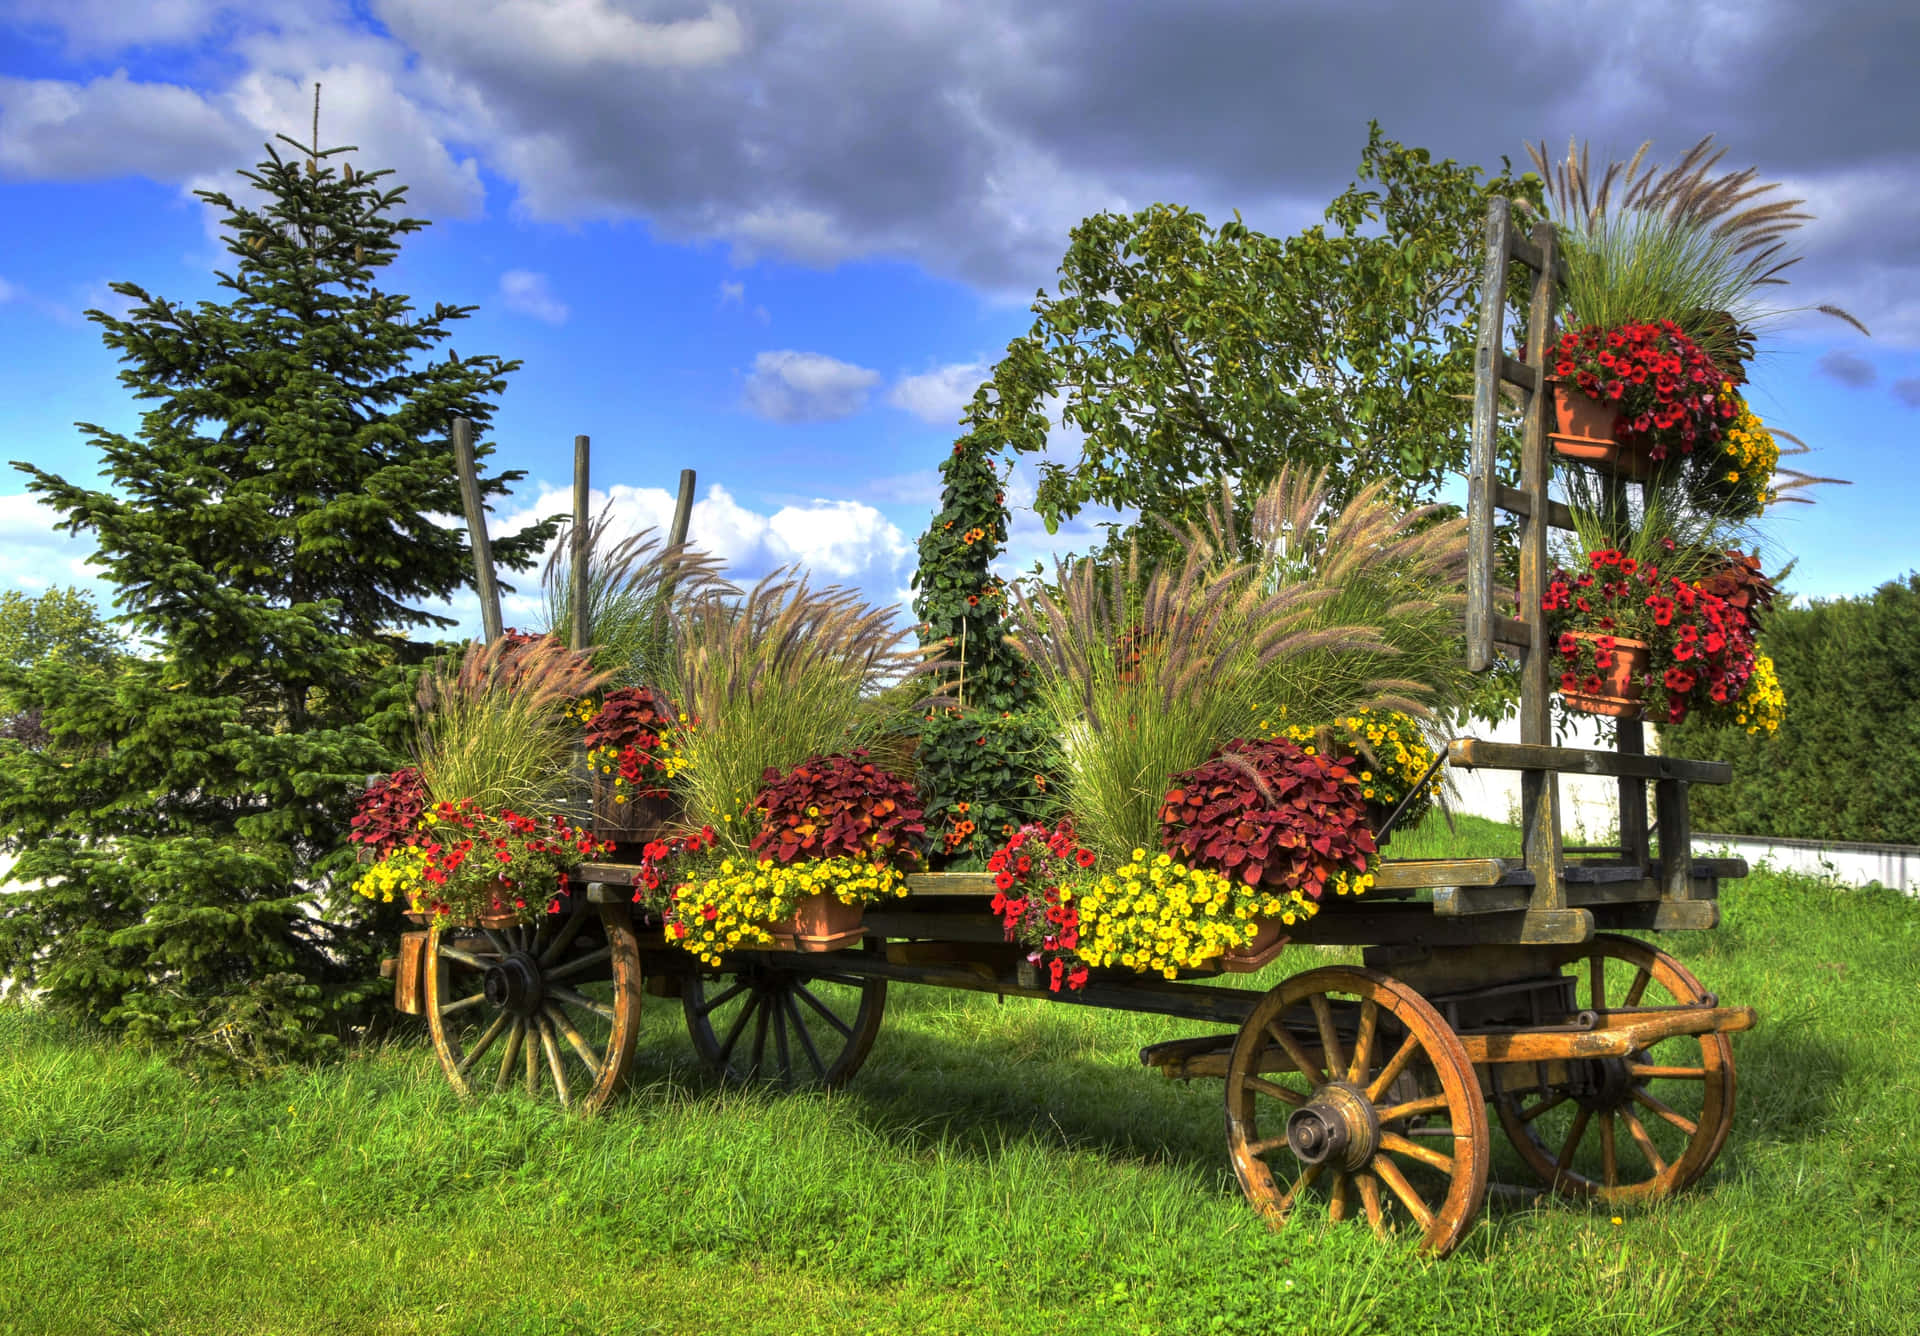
[0, 277, 19, 303]
[455, 478, 916, 638]
[887, 360, 990, 425]
[5, 0, 230, 55]
[498, 269, 568, 323]
[717, 279, 745, 306]
[0, 493, 107, 598]
[741, 350, 880, 423]
[0, 70, 250, 181]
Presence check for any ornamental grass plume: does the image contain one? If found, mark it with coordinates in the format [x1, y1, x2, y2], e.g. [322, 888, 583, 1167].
[1526, 134, 1866, 373]
[413, 634, 612, 819]
[539, 507, 731, 685]
[1014, 467, 1467, 861]
[658, 568, 937, 856]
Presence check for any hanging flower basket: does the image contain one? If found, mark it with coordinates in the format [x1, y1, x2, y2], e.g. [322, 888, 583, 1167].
[1549, 382, 1653, 480]
[1557, 632, 1649, 719]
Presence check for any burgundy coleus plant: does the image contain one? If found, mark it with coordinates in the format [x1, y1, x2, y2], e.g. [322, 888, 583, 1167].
[348, 767, 427, 858]
[1158, 737, 1375, 902]
[750, 750, 927, 868]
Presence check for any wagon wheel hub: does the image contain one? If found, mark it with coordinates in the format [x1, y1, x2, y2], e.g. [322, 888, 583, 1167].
[1568, 1055, 1635, 1113]
[1286, 1081, 1379, 1172]
[483, 951, 546, 1017]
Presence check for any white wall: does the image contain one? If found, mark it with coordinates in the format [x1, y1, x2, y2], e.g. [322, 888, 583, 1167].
[1689, 832, 1920, 895]
[1444, 711, 1629, 842]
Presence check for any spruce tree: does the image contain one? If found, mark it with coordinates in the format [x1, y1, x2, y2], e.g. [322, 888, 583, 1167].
[0, 128, 555, 1066]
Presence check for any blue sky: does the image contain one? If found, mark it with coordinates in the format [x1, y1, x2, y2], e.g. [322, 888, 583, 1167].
[2, 0, 1916, 638]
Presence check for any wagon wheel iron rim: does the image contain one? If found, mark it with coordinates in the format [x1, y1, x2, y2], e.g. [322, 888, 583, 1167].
[1225, 965, 1490, 1257]
[424, 901, 643, 1114]
[1489, 933, 1734, 1203]
[681, 938, 886, 1090]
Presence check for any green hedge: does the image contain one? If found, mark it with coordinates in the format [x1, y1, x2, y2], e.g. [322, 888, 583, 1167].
[1664, 573, 1920, 844]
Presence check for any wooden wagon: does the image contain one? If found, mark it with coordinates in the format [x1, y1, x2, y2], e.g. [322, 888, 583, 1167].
[396, 202, 1755, 1256]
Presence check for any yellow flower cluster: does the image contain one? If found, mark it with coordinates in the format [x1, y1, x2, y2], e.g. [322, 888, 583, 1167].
[1718, 397, 1780, 505]
[352, 845, 429, 908]
[1735, 652, 1785, 735]
[667, 855, 909, 967]
[1074, 849, 1321, 980]
[1271, 710, 1438, 817]
[585, 733, 690, 803]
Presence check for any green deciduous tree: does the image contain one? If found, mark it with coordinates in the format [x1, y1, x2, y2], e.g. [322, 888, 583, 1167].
[0, 129, 554, 1068]
[972, 123, 1542, 565]
[0, 586, 123, 672]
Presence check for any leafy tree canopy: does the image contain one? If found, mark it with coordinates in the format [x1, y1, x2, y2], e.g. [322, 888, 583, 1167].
[972, 123, 1542, 564]
[0, 586, 123, 672]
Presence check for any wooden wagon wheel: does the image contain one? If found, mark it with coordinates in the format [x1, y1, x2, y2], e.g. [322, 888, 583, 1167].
[681, 940, 886, 1089]
[1225, 966, 1490, 1257]
[1489, 933, 1734, 1202]
[424, 901, 643, 1113]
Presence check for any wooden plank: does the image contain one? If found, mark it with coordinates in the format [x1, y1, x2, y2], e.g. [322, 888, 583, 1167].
[1461, 1005, 1755, 1065]
[1490, 483, 1578, 533]
[903, 871, 1001, 896]
[1616, 717, 1651, 871]
[1499, 351, 1543, 394]
[1516, 219, 1565, 916]
[861, 910, 1006, 944]
[1493, 614, 1534, 650]
[1369, 858, 1530, 891]
[1293, 903, 1592, 947]
[1656, 777, 1694, 901]
[449, 416, 503, 644]
[1466, 198, 1509, 672]
[570, 435, 591, 652]
[1448, 739, 1732, 785]
[1593, 899, 1719, 932]
[1507, 230, 1548, 273]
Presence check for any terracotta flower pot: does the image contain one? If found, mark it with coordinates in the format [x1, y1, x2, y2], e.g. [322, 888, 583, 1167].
[1220, 917, 1289, 973]
[1558, 632, 1649, 719]
[766, 891, 867, 952]
[1550, 382, 1654, 481]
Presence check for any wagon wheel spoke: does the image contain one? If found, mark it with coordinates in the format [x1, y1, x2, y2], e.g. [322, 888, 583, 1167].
[524, 1018, 541, 1095]
[455, 1011, 512, 1076]
[1364, 1032, 1422, 1103]
[1553, 1107, 1594, 1177]
[1519, 1090, 1569, 1123]
[437, 945, 493, 971]
[1600, 1112, 1619, 1188]
[495, 1019, 526, 1093]
[1347, 1000, 1380, 1085]
[1621, 965, 1654, 1009]
[748, 990, 772, 1078]
[481, 927, 512, 959]
[1356, 1171, 1385, 1233]
[547, 947, 613, 982]
[545, 1004, 604, 1083]
[714, 991, 761, 1067]
[539, 910, 593, 966]
[537, 1014, 571, 1108]
[785, 994, 827, 1080]
[1327, 1170, 1354, 1223]
[1309, 994, 1346, 1084]
[1265, 1021, 1324, 1086]
[772, 990, 794, 1085]
[1378, 1131, 1454, 1175]
[1375, 1093, 1451, 1125]
[692, 980, 749, 1018]
[439, 990, 490, 1018]
[1628, 1064, 1707, 1080]
[1370, 1153, 1436, 1232]
[794, 984, 856, 1038]
[1632, 1087, 1699, 1135]
[1244, 1075, 1307, 1106]
[1274, 1161, 1324, 1217]
[1620, 1109, 1669, 1175]
[548, 984, 618, 1022]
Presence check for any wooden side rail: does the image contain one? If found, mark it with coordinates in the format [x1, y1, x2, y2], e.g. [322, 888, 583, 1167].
[1448, 738, 1732, 785]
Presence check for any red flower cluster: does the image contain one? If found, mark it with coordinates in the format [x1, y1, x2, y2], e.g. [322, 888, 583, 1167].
[1550, 321, 1735, 462]
[750, 751, 926, 868]
[415, 798, 608, 921]
[1542, 548, 1759, 723]
[986, 821, 1092, 992]
[1158, 738, 1375, 900]
[627, 825, 720, 925]
[348, 767, 427, 858]
[585, 686, 682, 799]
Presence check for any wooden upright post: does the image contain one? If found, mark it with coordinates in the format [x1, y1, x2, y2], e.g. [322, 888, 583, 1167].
[450, 417, 503, 644]
[668, 468, 696, 549]
[571, 435, 591, 653]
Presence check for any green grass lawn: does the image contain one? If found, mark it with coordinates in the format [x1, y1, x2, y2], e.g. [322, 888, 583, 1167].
[4, 815, 1918, 1335]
